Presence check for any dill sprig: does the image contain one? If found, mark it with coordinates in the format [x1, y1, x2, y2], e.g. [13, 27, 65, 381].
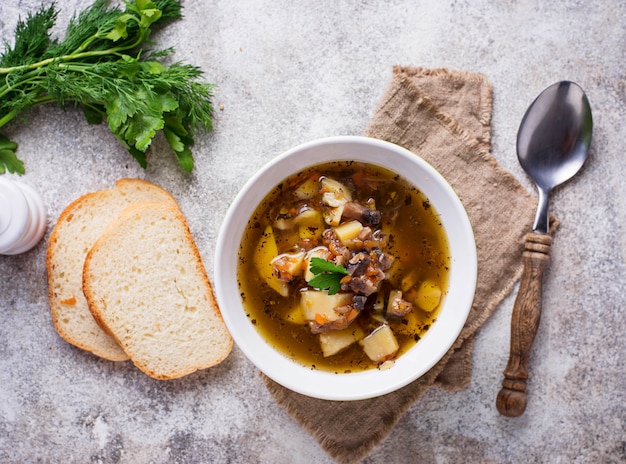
[0, 0, 214, 174]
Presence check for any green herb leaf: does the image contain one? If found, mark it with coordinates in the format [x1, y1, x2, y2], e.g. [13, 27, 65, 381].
[309, 257, 349, 275]
[308, 257, 349, 295]
[0, 4, 57, 68]
[105, 13, 135, 41]
[0, 135, 24, 175]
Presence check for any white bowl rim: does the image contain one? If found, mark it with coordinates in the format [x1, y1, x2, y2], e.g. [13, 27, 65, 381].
[214, 135, 477, 401]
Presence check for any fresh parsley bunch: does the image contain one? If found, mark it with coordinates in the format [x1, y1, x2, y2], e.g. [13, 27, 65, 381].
[0, 0, 215, 174]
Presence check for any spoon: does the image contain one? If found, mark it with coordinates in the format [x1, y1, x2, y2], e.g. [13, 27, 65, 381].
[496, 81, 592, 417]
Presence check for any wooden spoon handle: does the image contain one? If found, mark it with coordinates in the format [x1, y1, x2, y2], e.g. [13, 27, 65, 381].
[496, 232, 552, 417]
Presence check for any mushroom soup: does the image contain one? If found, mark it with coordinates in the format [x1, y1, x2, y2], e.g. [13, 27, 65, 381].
[237, 161, 450, 373]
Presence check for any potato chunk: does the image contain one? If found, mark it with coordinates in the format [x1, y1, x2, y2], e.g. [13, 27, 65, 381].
[400, 269, 420, 292]
[294, 178, 319, 200]
[300, 290, 353, 322]
[333, 220, 363, 244]
[254, 225, 289, 297]
[295, 209, 323, 240]
[414, 280, 442, 312]
[360, 324, 399, 363]
[319, 326, 365, 357]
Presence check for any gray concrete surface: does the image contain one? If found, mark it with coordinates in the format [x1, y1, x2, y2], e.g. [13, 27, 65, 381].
[1, 1, 625, 462]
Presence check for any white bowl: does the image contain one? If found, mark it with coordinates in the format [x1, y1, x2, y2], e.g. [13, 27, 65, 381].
[214, 136, 476, 401]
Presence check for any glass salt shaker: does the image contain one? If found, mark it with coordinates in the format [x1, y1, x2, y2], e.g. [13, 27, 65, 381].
[0, 177, 47, 255]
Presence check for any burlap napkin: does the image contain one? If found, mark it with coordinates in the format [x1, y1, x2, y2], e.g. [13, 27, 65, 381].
[263, 66, 541, 463]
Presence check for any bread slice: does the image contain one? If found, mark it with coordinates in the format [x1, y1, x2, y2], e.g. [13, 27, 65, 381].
[82, 201, 233, 380]
[46, 178, 179, 361]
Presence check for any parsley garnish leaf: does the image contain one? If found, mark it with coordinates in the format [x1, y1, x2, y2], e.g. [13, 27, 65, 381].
[308, 257, 349, 295]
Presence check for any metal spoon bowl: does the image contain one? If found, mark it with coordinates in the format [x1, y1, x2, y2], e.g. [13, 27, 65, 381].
[496, 81, 592, 417]
[517, 81, 593, 233]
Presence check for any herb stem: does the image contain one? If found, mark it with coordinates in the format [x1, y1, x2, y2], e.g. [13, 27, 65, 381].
[0, 46, 131, 76]
[0, 70, 44, 100]
[0, 109, 18, 128]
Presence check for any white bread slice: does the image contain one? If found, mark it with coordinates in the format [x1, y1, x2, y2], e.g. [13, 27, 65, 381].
[82, 201, 233, 380]
[46, 178, 179, 361]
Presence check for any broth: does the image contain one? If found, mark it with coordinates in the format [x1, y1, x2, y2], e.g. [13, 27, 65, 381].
[237, 161, 450, 373]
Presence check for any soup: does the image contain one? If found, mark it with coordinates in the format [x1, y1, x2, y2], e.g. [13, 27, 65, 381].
[237, 161, 450, 373]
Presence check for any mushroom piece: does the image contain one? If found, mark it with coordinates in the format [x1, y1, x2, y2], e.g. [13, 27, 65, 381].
[341, 251, 386, 296]
[342, 201, 382, 226]
[386, 289, 413, 318]
[377, 251, 395, 271]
